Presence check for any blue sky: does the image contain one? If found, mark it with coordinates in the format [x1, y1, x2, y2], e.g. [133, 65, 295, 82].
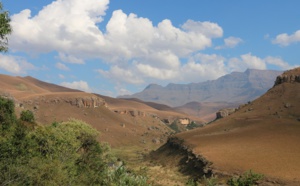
[1, 0, 299, 97]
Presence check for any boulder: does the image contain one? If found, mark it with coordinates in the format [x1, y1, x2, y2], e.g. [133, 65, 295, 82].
[216, 108, 236, 119]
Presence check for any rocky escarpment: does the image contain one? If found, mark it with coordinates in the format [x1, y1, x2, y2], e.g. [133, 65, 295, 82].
[12, 95, 107, 110]
[274, 74, 300, 86]
[150, 136, 213, 179]
[113, 109, 146, 117]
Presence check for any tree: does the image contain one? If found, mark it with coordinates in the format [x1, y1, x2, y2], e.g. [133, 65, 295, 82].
[0, 2, 12, 52]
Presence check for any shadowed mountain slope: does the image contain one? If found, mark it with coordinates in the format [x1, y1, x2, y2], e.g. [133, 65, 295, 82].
[163, 67, 300, 184]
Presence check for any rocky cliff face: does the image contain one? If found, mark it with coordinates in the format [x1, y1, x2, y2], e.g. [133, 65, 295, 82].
[66, 96, 106, 108]
[113, 109, 146, 117]
[274, 74, 300, 86]
[12, 95, 107, 110]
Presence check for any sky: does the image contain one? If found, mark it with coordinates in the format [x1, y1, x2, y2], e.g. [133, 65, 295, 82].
[0, 0, 299, 97]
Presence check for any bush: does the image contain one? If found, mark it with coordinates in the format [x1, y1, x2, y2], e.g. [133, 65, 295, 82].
[227, 170, 264, 186]
[0, 97, 16, 130]
[20, 110, 35, 123]
[0, 98, 151, 185]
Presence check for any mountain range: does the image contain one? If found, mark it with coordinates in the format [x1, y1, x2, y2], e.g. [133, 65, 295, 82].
[120, 69, 283, 107]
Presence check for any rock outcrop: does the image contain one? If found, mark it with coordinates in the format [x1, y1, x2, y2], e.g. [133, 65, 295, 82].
[14, 95, 107, 109]
[67, 96, 106, 108]
[274, 74, 300, 86]
[216, 108, 237, 119]
[113, 109, 146, 117]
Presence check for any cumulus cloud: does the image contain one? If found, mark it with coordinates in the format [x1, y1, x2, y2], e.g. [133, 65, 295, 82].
[9, 0, 223, 64]
[58, 53, 84, 64]
[182, 20, 223, 38]
[55, 62, 69, 71]
[60, 80, 91, 92]
[0, 54, 36, 74]
[272, 30, 300, 46]
[97, 66, 143, 84]
[9, 0, 109, 55]
[228, 53, 291, 72]
[216, 36, 243, 49]
[180, 53, 227, 82]
[264, 56, 293, 69]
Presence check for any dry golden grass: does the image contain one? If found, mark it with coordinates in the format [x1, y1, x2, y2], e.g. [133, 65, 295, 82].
[174, 70, 300, 184]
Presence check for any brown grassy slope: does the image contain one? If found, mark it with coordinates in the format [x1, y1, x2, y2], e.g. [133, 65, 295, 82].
[102, 95, 204, 124]
[0, 75, 195, 147]
[174, 101, 240, 122]
[31, 95, 172, 148]
[23, 76, 82, 93]
[174, 68, 300, 183]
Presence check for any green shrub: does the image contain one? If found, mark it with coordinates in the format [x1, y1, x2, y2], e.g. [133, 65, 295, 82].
[186, 179, 199, 186]
[186, 121, 200, 130]
[20, 110, 35, 123]
[227, 170, 264, 186]
[0, 97, 151, 186]
[0, 97, 16, 130]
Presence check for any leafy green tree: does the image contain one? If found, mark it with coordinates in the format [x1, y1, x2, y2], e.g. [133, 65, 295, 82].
[0, 2, 12, 52]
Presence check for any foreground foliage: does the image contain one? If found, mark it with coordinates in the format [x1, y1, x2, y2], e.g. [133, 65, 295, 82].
[0, 97, 150, 185]
[185, 170, 264, 186]
[0, 2, 12, 52]
[227, 170, 264, 186]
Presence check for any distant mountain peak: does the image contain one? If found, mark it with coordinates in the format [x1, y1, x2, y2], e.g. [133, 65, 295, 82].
[120, 69, 283, 107]
[144, 83, 163, 90]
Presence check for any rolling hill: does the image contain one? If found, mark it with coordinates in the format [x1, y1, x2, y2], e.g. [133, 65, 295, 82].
[152, 67, 300, 185]
[0, 74, 198, 148]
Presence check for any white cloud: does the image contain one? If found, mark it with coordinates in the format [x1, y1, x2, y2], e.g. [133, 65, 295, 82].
[224, 37, 243, 48]
[136, 64, 179, 80]
[216, 36, 243, 49]
[181, 20, 223, 38]
[116, 87, 132, 96]
[58, 74, 65, 79]
[10, 0, 109, 55]
[272, 30, 300, 46]
[0, 54, 36, 74]
[8, 0, 228, 91]
[60, 80, 91, 92]
[97, 66, 143, 84]
[180, 53, 227, 82]
[265, 56, 293, 69]
[228, 53, 291, 72]
[9, 1, 223, 65]
[58, 53, 84, 64]
[55, 62, 69, 71]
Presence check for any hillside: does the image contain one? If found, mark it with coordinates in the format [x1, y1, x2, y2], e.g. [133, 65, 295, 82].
[119, 69, 282, 107]
[0, 74, 197, 148]
[152, 67, 300, 185]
